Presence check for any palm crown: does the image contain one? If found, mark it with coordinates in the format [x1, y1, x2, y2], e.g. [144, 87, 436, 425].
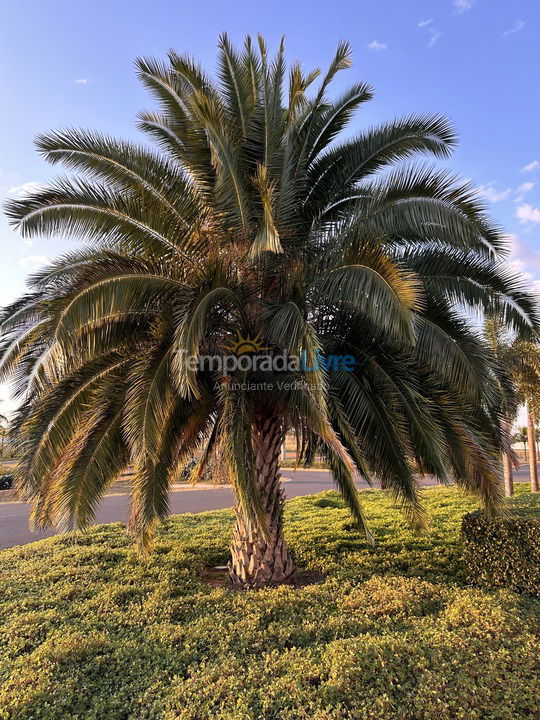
[2, 35, 537, 586]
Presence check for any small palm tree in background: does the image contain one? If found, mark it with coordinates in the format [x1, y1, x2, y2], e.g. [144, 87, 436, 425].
[0, 414, 8, 459]
[484, 317, 519, 495]
[487, 314, 540, 494]
[514, 425, 529, 462]
[2, 36, 538, 587]
[514, 428, 529, 461]
[506, 342, 540, 492]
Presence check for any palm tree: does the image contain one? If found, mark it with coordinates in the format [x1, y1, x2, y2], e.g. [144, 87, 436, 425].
[484, 317, 519, 496]
[514, 428, 528, 462]
[506, 342, 540, 492]
[0, 414, 8, 459]
[2, 36, 538, 587]
[527, 409, 539, 491]
[491, 323, 540, 493]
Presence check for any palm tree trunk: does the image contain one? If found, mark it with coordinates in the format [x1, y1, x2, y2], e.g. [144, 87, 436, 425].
[501, 418, 513, 496]
[229, 418, 295, 588]
[527, 407, 539, 492]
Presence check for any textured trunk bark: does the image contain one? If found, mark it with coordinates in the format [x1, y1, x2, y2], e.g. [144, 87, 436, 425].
[527, 407, 539, 493]
[501, 417, 513, 497]
[228, 418, 295, 588]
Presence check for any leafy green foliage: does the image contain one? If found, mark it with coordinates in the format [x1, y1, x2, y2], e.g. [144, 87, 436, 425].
[0, 487, 539, 719]
[462, 504, 540, 596]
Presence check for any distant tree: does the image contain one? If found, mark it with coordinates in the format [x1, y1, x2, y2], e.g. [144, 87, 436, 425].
[0, 414, 8, 458]
[486, 315, 540, 494]
[507, 344, 540, 493]
[514, 427, 528, 462]
[484, 318, 519, 496]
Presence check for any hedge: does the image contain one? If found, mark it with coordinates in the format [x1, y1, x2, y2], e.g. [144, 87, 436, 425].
[462, 509, 540, 597]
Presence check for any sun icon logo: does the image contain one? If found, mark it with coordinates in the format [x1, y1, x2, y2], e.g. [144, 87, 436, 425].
[223, 332, 268, 356]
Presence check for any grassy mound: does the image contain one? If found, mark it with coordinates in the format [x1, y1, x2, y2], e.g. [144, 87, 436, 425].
[1, 486, 539, 720]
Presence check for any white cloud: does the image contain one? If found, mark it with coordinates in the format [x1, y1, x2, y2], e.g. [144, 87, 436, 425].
[503, 19, 525, 37]
[521, 160, 539, 173]
[477, 183, 511, 203]
[368, 40, 387, 51]
[515, 182, 535, 203]
[19, 255, 51, 271]
[507, 234, 540, 295]
[454, 0, 473, 13]
[418, 19, 442, 48]
[8, 181, 43, 197]
[516, 203, 540, 224]
[75, 77, 90, 85]
[428, 30, 442, 48]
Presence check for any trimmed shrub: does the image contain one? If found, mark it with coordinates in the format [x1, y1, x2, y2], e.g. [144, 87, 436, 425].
[461, 509, 540, 597]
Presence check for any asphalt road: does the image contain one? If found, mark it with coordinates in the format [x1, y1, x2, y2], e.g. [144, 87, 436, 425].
[0, 466, 535, 551]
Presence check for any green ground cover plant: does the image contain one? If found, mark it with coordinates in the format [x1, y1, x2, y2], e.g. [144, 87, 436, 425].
[1, 485, 539, 720]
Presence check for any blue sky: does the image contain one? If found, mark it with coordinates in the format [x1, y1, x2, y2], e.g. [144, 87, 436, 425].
[0, 0, 539, 412]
